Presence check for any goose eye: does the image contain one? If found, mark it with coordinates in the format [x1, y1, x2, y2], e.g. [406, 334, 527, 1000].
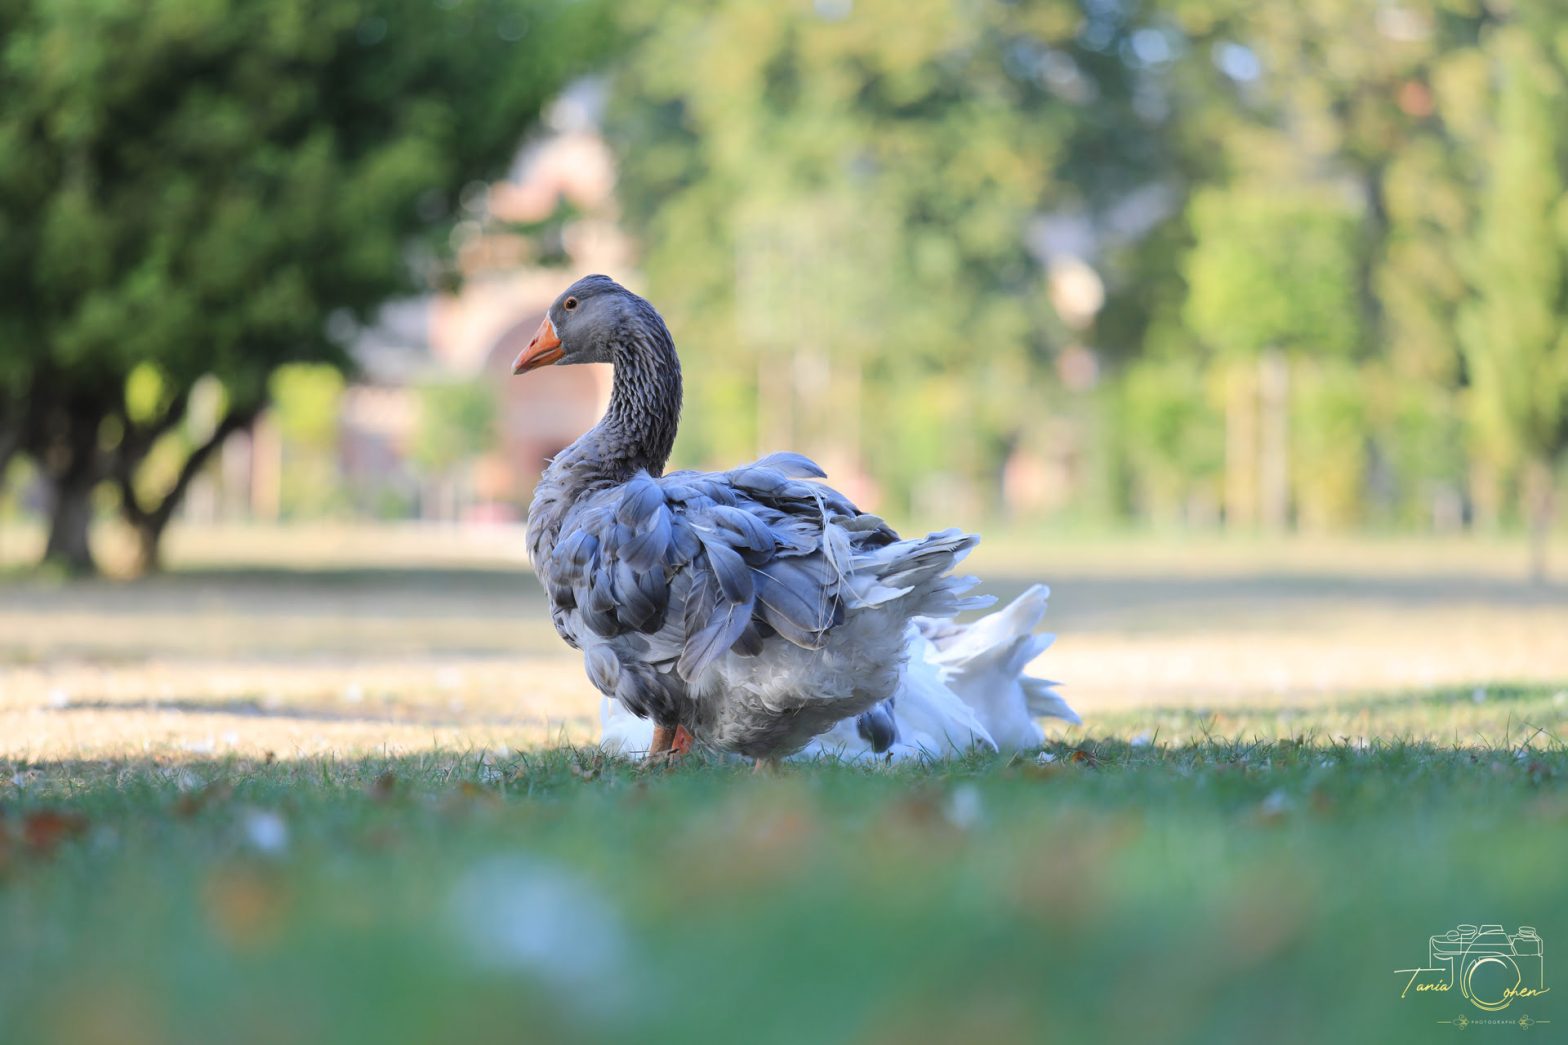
[563, 297, 578, 311]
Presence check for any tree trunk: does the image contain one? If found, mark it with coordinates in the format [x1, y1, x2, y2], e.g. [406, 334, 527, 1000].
[132, 518, 167, 576]
[0, 425, 19, 481]
[38, 401, 104, 576]
[1258, 349, 1290, 532]
[1470, 458, 1502, 533]
[115, 402, 260, 576]
[44, 465, 98, 575]
[0, 391, 32, 481]
[1524, 454, 1555, 585]
[1224, 360, 1258, 531]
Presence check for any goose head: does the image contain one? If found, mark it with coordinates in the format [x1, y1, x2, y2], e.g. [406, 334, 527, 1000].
[511, 274, 683, 478]
[512, 274, 649, 374]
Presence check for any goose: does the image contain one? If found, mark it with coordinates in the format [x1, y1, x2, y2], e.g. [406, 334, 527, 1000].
[515, 274, 995, 767]
[601, 583, 1080, 762]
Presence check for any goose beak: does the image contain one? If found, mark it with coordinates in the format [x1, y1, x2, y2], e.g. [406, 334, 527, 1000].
[512, 317, 563, 374]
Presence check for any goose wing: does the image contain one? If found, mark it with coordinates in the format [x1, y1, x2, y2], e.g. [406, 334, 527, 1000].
[546, 452, 898, 682]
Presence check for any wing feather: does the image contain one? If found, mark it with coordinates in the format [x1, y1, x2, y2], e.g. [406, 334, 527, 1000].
[543, 454, 966, 695]
[751, 451, 827, 478]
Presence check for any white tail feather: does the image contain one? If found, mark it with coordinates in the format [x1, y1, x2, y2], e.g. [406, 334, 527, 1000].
[1021, 676, 1081, 726]
[599, 578, 1077, 761]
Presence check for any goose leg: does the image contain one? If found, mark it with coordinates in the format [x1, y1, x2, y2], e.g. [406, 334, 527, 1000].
[753, 756, 780, 774]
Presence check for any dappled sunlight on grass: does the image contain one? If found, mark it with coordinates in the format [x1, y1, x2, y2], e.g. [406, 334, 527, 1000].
[4, 530, 1567, 761]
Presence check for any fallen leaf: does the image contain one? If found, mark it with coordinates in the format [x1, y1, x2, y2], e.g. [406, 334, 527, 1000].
[22, 810, 89, 856]
[889, 788, 947, 828]
[369, 771, 398, 801]
[202, 865, 289, 949]
[1011, 762, 1064, 781]
[173, 782, 233, 818]
[442, 781, 502, 814]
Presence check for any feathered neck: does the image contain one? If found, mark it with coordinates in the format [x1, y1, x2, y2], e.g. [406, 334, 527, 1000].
[599, 323, 683, 478]
[527, 305, 682, 569]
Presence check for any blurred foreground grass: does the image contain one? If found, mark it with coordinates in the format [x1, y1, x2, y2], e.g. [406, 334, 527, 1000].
[3, 717, 1566, 1045]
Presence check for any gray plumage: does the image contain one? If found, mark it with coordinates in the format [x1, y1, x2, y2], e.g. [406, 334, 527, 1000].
[523, 275, 991, 758]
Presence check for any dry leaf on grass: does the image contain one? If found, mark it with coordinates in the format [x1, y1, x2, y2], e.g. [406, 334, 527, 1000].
[202, 865, 290, 950]
[22, 810, 89, 856]
[369, 771, 398, 801]
[173, 782, 233, 818]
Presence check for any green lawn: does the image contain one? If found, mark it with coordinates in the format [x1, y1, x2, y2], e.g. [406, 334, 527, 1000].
[4, 696, 1566, 1045]
[3, 530, 1566, 1043]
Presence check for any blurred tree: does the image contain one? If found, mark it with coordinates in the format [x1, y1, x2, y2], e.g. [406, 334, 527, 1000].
[1185, 186, 1362, 360]
[1373, 129, 1475, 527]
[1162, 0, 1494, 533]
[412, 378, 497, 521]
[1183, 183, 1362, 528]
[605, 0, 1183, 516]
[0, 0, 607, 573]
[1371, 41, 1488, 527]
[1119, 356, 1223, 525]
[269, 363, 347, 522]
[600, 0, 1568, 545]
[1259, 1, 1490, 530]
[1290, 358, 1367, 531]
[1458, 24, 1568, 581]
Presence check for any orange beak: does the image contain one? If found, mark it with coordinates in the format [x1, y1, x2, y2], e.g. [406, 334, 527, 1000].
[512, 316, 563, 374]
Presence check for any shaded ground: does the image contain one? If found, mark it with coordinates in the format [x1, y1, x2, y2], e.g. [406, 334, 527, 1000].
[2, 527, 1565, 758]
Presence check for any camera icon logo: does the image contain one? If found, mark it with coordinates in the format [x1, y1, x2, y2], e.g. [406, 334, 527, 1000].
[1398, 924, 1549, 1012]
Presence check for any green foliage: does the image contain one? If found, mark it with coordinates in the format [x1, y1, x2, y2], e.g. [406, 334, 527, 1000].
[605, 0, 1557, 536]
[1458, 27, 1568, 472]
[606, 0, 1179, 510]
[1184, 186, 1363, 359]
[1291, 359, 1367, 530]
[1369, 371, 1467, 528]
[3, 0, 598, 385]
[0, 0, 609, 567]
[413, 379, 498, 473]
[4, 0, 1567, 547]
[270, 365, 345, 451]
[1120, 356, 1223, 523]
[269, 364, 345, 519]
[124, 363, 171, 427]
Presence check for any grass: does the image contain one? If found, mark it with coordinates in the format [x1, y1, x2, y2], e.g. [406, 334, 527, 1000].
[4, 719, 1566, 1045]
[3, 528, 1567, 1043]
